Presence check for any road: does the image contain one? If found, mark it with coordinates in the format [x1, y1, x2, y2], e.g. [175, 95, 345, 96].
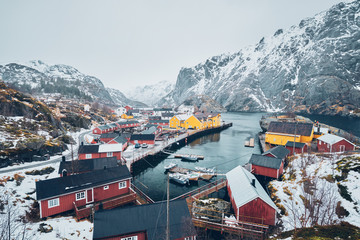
[0, 130, 90, 175]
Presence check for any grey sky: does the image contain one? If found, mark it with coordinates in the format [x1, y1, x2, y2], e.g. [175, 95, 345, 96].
[0, 0, 351, 92]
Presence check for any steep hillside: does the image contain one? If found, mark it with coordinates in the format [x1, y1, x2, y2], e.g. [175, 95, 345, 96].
[126, 80, 174, 107]
[161, 1, 360, 117]
[0, 60, 114, 104]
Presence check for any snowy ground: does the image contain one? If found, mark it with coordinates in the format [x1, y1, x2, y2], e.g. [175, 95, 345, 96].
[0, 128, 93, 240]
[270, 153, 360, 232]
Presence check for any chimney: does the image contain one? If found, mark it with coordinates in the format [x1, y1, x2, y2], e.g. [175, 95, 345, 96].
[81, 141, 84, 146]
[104, 165, 107, 170]
[252, 179, 256, 187]
[62, 156, 66, 162]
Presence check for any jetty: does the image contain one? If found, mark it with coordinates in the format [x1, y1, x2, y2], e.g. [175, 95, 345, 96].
[244, 138, 255, 148]
[167, 166, 216, 181]
[173, 178, 267, 239]
[122, 122, 232, 172]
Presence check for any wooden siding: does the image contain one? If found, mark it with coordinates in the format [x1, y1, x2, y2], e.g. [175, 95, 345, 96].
[78, 152, 121, 160]
[94, 180, 130, 201]
[265, 130, 314, 146]
[251, 163, 282, 179]
[129, 139, 155, 145]
[238, 198, 276, 226]
[317, 139, 355, 153]
[96, 231, 146, 240]
[286, 145, 308, 155]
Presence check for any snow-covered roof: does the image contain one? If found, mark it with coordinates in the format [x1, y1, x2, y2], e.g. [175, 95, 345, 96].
[175, 114, 191, 121]
[98, 144, 122, 153]
[226, 166, 277, 210]
[317, 134, 354, 145]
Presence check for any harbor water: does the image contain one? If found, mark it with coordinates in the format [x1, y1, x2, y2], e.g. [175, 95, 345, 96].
[132, 112, 360, 201]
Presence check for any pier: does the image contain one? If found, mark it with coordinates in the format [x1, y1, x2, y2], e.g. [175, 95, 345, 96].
[122, 122, 233, 172]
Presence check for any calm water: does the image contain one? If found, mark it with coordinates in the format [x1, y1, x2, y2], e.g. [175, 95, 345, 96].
[132, 112, 360, 201]
[133, 112, 263, 201]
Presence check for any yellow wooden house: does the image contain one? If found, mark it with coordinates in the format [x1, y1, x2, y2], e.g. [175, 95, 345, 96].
[265, 121, 314, 146]
[121, 113, 134, 119]
[169, 114, 191, 129]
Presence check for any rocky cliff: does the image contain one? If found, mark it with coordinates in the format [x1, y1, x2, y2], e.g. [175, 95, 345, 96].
[161, 1, 360, 117]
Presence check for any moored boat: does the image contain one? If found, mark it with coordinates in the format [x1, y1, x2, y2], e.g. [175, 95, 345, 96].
[169, 173, 189, 185]
[195, 166, 215, 174]
[164, 162, 177, 170]
[181, 155, 198, 162]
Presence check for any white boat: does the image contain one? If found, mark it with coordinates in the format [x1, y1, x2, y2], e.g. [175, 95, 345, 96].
[169, 173, 189, 185]
[195, 167, 216, 174]
[186, 172, 201, 181]
[164, 162, 177, 170]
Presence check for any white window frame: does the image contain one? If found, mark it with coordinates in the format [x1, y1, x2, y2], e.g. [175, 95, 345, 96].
[48, 198, 59, 208]
[119, 181, 127, 189]
[76, 191, 86, 201]
[85, 154, 92, 159]
[121, 236, 138, 240]
[103, 185, 109, 190]
[107, 152, 113, 157]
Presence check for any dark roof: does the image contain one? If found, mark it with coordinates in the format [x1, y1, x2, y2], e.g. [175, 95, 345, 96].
[262, 146, 290, 159]
[161, 112, 175, 117]
[148, 116, 161, 120]
[267, 121, 313, 136]
[149, 120, 169, 124]
[36, 165, 131, 200]
[58, 157, 118, 174]
[108, 123, 118, 128]
[100, 132, 119, 139]
[153, 108, 173, 111]
[130, 134, 155, 141]
[78, 145, 99, 154]
[93, 199, 196, 240]
[97, 125, 111, 130]
[249, 154, 282, 169]
[111, 135, 128, 144]
[285, 141, 306, 148]
[141, 126, 157, 134]
[117, 120, 139, 126]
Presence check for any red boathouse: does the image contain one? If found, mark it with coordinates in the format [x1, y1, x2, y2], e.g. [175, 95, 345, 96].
[249, 154, 284, 179]
[317, 134, 356, 153]
[226, 166, 277, 226]
[78, 144, 123, 160]
[36, 166, 135, 219]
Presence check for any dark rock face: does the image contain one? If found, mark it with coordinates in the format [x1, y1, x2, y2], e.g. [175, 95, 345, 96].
[162, 1, 360, 117]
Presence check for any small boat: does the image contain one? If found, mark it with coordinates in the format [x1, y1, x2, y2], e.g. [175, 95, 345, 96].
[164, 162, 177, 170]
[187, 172, 201, 181]
[195, 167, 215, 174]
[181, 155, 198, 162]
[169, 173, 189, 185]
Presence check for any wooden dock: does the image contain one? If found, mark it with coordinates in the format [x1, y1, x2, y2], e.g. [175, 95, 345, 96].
[244, 138, 255, 147]
[174, 154, 204, 160]
[122, 122, 232, 172]
[168, 166, 216, 181]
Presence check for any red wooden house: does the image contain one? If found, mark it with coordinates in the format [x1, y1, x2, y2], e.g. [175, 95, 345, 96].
[108, 136, 128, 151]
[36, 166, 136, 219]
[99, 132, 119, 143]
[58, 157, 118, 177]
[92, 125, 113, 135]
[130, 134, 155, 145]
[78, 144, 123, 160]
[285, 141, 308, 155]
[262, 145, 290, 160]
[249, 154, 284, 179]
[93, 199, 197, 240]
[117, 120, 140, 129]
[226, 166, 277, 226]
[149, 119, 169, 127]
[317, 134, 356, 153]
[124, 105, 132, 112]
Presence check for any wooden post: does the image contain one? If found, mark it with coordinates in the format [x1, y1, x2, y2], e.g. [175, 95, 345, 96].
[166, 173, 170, 240]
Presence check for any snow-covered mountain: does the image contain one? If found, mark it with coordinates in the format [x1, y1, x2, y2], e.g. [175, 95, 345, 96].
[160, 1, 360, 116]
[0, 60, 114, 104]
[106, 87, 147, 107]
[126, 80, 175, 107]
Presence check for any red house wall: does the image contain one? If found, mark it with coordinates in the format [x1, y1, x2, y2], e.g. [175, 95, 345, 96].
[317, 139, 354, 153]
[100, 137, 114, 143]
[98, 232, 146, 240]
[40, 179, 131, 218]
[130, 140, 155, 145]
[93, 128, 101, 134]
[251, 164, 281, 179]
[94, 179, 130, 201]
[79, 152, 121, 160]
[238, 198, 276, 226]
[286, 145, 307, 155]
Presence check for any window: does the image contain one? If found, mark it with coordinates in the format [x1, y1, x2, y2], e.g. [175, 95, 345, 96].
[48, 198, 59, 208]
[85, 154, 92, 159]
[107, 152, 113, 157]
[119, 181, 127, 189]
[103, 185, 109, 190]
[319, 141, 322, 145]
[121, 236, 137, 240]
[76, 191, 85, 201]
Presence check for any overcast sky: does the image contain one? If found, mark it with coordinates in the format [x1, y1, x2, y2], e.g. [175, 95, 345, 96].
[0, 0, 351, 92]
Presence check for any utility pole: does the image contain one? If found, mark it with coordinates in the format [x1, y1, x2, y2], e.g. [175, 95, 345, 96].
[166, 173, 170, 240]
[293, 121, 297, 156]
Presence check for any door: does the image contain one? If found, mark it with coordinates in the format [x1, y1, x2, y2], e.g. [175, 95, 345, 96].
[86, 189, 93, 203]
[339, 145, 345, 152]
